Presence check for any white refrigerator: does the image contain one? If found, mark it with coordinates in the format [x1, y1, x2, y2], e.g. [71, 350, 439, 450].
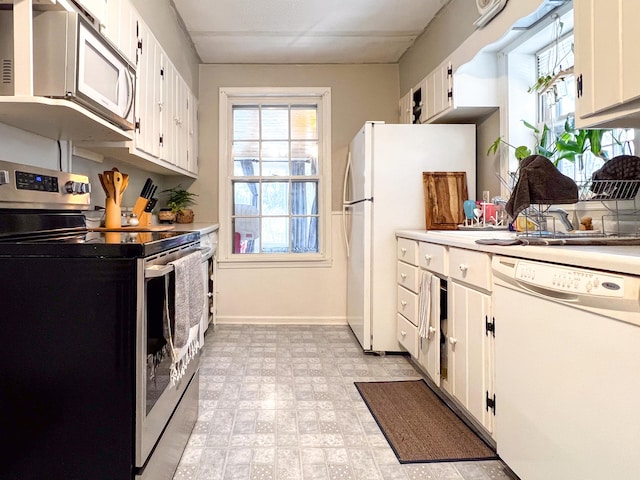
[343, 121, 476, 352]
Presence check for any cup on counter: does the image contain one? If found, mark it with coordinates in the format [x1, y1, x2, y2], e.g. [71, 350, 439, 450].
[463, 199, 476, 220]
[481, 202, 497, 224]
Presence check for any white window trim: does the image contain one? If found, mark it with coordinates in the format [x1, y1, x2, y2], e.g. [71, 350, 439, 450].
[218, 87, 332, 267]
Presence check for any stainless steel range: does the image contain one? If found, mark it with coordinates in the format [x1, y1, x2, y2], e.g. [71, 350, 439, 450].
[0, 160, 202, 480]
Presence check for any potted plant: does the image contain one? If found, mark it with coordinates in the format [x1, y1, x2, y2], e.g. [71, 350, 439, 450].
[161, 185, 198, 224]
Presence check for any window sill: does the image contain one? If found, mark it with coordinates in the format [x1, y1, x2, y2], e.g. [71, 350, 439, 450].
[217, 254, 332, 269]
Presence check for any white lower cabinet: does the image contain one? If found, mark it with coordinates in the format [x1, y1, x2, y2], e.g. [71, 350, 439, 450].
[449, 281, 494, 434]
[396, 313, 418, 357]
[396, 236, 495, 437]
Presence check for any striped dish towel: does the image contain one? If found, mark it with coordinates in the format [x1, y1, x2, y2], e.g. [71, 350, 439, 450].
[418, 270, 433, 339]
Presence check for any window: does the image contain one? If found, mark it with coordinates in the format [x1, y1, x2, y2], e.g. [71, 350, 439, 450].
[218, 88, 331, 264]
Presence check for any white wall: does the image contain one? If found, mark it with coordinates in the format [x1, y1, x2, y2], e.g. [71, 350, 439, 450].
[197, 63, 400, 323]
[216, 213, 348, 324]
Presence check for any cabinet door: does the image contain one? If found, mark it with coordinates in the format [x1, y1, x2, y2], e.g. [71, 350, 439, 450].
[575, 0, 640, 120]
[187, 90, 198, 174]
[134, 21, 161, 158]
[591, 1, 622, 114]
[399, 90, 412, 124]
[448, 281, 468, 401]
[620, 1, 640, 105]
[160, 59, 175, 165]
[433, 64, 447, 117]
[573, 0, 594, 120]
[417, 274, 441, 387]
[450, 281, 493, 433]
[80, 0, 107, 28]
[104, 0, 137, 65]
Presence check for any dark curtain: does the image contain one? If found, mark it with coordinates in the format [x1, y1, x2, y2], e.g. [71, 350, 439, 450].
[291, 160, 318, 253]
[239, 159, 258, 253]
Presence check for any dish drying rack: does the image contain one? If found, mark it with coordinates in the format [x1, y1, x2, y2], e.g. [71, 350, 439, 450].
[517, 179, 640, 238]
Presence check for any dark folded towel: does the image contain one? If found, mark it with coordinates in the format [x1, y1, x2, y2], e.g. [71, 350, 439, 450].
[505, 155, 578, 219]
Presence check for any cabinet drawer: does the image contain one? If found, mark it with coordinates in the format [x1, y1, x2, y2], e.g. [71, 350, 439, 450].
[397, 285, 419, 326]
[449, 247, 492, 291]
[397, 261, 420, 293]
[397, 313, 418, 358]
[397, 237, 419, 265]
[419, 242, 447, 275]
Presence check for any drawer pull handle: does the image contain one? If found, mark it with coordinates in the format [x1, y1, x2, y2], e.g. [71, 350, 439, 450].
[429, 326, 436, 335]
[401, 330, 407, 337]
[401, 247, 407, 255]
[424, 254, 432, 261]
[459, 264, 468, 272]
[401, 300, 407, 308]
[400, 273, 407, 280]
[448, 337, 457, 345]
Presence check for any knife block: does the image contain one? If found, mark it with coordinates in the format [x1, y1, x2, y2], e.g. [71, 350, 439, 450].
[104, 198, 121, 229]
[138, 212, 152, 227]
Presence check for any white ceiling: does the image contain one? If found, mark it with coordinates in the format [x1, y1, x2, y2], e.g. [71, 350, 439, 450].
[172, 0, 451, 64]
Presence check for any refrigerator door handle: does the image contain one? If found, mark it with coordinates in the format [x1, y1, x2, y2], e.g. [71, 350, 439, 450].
[342, 204, 350, 258]
[342, 151, 352, 205]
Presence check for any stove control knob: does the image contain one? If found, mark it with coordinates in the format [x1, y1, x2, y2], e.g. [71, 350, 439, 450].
[65, 181, 92, 194]
[0, 170, 9, 185]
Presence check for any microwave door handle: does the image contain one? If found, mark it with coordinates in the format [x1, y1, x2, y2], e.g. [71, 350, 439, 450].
[116, 67, 134, 119]
[124, 68, 134, 118]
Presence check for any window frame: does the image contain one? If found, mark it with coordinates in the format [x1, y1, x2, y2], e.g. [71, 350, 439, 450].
[218, 87, 332, 267]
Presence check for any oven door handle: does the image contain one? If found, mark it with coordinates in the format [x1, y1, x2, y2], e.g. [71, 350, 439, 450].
[199, 246, 214, 260]
[145, 264, 175, 279]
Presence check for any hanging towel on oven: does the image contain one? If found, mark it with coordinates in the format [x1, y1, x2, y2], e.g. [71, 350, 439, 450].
[163, 250, 204, 385]
[418, 270, 433, 340]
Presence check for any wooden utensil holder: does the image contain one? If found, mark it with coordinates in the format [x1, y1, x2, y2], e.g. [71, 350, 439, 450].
[105, 197, 121, 229]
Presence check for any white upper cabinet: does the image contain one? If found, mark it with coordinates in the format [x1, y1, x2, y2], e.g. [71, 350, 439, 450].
[399, 89, 413, 124]
[103, 0, 138, 65]
[574, 0, 640, 128]
[425, 61, 451, 121]
[78, 0, 107, 28]
[134, 19, 162, 159]
[400, 52, 499, 126]
[425, 55, 498, 124]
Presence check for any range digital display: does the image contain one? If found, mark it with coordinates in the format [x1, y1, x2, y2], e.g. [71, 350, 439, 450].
[16, 171, 59, 192]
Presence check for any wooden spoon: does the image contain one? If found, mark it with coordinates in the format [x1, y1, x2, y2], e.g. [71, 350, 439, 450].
[112, 171, 123, 206]
[120, 174, 129, 204]
[102, 171, 115, 199]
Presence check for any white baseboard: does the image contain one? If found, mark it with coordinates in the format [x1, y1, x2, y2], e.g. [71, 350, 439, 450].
[215, 316, 348, 325]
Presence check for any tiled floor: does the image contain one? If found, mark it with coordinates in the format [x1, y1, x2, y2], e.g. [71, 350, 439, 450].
[173, 324, 514, 480]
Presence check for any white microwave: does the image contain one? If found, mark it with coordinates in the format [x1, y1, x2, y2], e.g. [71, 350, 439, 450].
[0, 10, 135, 131]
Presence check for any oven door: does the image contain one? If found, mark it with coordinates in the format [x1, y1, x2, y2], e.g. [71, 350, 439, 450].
[135, 243, 200, 470]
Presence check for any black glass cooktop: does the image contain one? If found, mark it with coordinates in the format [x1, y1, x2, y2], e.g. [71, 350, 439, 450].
[0, 229, 200, 258]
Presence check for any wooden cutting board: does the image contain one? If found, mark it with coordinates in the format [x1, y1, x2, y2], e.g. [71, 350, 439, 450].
[422, 172, 469, 230]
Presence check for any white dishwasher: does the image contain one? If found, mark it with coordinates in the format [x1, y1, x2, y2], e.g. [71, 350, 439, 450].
[492, 255, 640, 480]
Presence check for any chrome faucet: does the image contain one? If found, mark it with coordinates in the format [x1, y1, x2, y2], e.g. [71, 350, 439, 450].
[546, 208, 574, 232]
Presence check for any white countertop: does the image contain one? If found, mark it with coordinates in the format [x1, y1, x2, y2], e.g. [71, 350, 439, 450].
[171, 222, 219, 235]
[396, 229, 640, 276]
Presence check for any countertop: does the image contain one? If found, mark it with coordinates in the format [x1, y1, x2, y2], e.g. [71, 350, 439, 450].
[170, 222, 219, 236]
[396, 229, 640, 276]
